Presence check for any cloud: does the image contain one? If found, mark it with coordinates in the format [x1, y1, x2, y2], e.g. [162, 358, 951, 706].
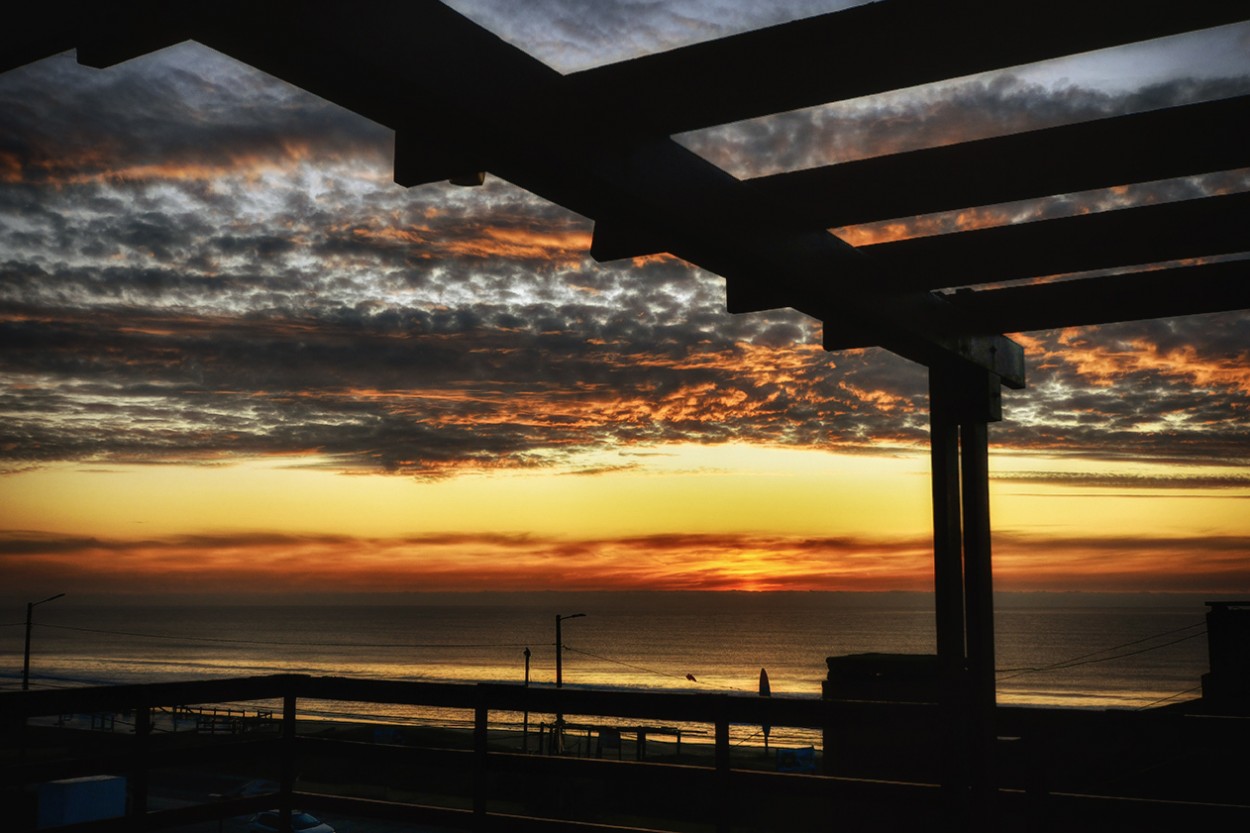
[993, 317, 1250, 464]
[994, 471, 1250, 491]
[1, 38, 1247, 484]
[992, 531, 1250, 592]
[3, 528, 1244, 595]
[679, 69, 1250, 179]
[442, 0, 865, 73]
[0, 46, 391, 187]
[0, 528, 932, 593]
[0, 299, 930, 475]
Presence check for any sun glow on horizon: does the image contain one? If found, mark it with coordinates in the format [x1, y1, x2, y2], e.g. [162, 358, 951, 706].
[3, 442, 1247, 597]
[0, 443, 933, 540]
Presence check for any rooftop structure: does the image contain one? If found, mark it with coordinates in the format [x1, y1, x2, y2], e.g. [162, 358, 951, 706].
[4, 1, 1248, 829]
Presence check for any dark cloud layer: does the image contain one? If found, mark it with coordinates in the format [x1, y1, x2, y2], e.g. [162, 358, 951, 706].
[0, 299, 928, 474]
[0, 45, 391, 185]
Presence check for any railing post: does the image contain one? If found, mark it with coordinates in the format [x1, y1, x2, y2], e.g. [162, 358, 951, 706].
[130, 704, 151, 819]
[1024, 722, 1051, 833]
[280, 693, 296, 832]
[473, 697, 489, 827]
[715, 700, 731, 833]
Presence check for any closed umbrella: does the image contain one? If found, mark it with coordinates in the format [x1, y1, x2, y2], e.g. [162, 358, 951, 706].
[759, 667, 771, 752]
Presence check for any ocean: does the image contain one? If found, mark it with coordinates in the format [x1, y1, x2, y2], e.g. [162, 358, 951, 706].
[2, 592, 1214, 719]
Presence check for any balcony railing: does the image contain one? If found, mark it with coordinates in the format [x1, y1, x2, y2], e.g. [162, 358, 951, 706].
[3, 674, 1248, 832]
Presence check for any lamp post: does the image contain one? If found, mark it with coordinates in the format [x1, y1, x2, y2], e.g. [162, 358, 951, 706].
[554, 613, 585, 753]
[23, 593, 65, 691]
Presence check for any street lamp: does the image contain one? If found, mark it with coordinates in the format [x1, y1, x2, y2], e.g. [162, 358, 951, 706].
[554, 613, 585, 753]
[23, 593, 65, 691]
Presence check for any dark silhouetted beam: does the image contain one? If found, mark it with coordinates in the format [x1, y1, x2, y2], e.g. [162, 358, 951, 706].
[567, 0, 1249, 137]
[591, 220, 675, 263]
[393, 129, 490, 188]
[0, 31, 75, 75]
[859, 191, 1250, 291]
[943, 259, 1250, 333]
[75, 3, 193, 69]
[745, 95, 1250, 231]
[2, 1, 191, 72]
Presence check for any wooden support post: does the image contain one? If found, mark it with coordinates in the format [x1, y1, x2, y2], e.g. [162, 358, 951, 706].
[715, 703, 731, 833]
[280, 694, 296, 833]
[130, 704, 151, 818]
[929, 375, 968, 815]
[473, 703, 489, 823]
[929, 365, 1003, 832]
[930, 406, 965, 667]
[961, 418, 997, 825]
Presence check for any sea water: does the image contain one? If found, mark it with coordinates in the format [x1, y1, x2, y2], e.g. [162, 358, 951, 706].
[2, 592, 1213, 711]
[3, 592, 1218, 750]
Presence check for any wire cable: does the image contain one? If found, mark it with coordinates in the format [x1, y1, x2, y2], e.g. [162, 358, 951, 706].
[564, 645, 743, 691]
[732, 727, 764, 747]
[1136, 684, 1203, 710]
[563, 646, 694, 682]
[996, 620, 1207, 679]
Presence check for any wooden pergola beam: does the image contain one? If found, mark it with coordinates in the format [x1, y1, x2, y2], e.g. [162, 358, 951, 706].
[860, 190, 1250, 291]
[946, 259, 1250, 333]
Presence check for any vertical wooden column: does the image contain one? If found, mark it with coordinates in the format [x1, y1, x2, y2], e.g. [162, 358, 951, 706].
[960, 417, 997, 821]
[280, 693, 297, 832]
[130, 704, 151, 818]
[929, 365, 1002, 830]
[714, 697, 731, 833]
[473, 701, 489, 823]
[929, 373, 968, 813]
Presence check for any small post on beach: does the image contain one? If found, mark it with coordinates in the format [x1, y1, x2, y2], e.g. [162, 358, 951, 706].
[523, 646, 531, 753]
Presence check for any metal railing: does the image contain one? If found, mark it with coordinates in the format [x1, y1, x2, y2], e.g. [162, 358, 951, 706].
[3, 674, 1249, 832]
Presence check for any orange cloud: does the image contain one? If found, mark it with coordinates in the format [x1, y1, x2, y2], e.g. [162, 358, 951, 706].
[4, 529, 1245, 597]
[0, 150, 22, 183]
[340, 222, 592, 266]
[14, 141, 330, 188]
[435, 226, 592, 265]
[0, 530, 933, 595]
[1043, 329, 1250, 394]
[992, 533, 1250, 593]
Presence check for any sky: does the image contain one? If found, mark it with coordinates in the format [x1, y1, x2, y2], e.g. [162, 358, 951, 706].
[1, 1, 1249, 601]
